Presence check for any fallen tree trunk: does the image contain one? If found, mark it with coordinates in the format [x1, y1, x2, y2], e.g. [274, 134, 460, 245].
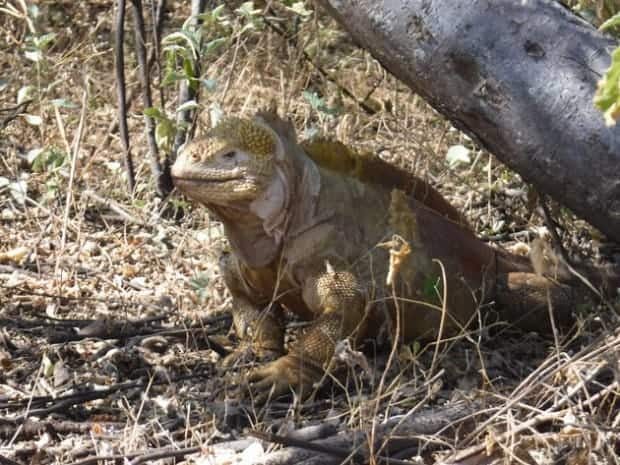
[319, 0, 620, 242]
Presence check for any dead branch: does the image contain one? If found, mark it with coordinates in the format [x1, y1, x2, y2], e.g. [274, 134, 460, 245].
[130, 0, 172, 197]
[83, 189, 146, 226]
[114, 0, 136, 192]
[258, 402, 478, 465]
[0, 419, 124, 441]
[0, 99, 32, 129]
[0, 454, 22, 465]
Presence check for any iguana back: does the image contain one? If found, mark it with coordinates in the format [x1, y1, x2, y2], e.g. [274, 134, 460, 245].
[301, 138, 468, 226]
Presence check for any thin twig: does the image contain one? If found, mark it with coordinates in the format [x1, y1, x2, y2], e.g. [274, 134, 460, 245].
[58, 89, 87, 257]
[130, 0, 172, 197]
[249, 430, 351, 458]
[83, 189, 146, 225]
[263, 9, 377, 116]
[150, 0, 167, 108]
[0, 454, 22, 465]
[539, 194, 570, 264]
[172, 0, 208, 155]
[0, 99, 32, 128]
[115, 0, 136, 192]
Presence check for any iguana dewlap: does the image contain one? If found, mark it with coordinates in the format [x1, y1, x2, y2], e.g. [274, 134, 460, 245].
[171, 111, 595, 401]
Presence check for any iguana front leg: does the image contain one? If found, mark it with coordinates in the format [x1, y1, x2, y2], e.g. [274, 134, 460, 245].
[247, 266, 367, 402]
[218, 252, 285, 366]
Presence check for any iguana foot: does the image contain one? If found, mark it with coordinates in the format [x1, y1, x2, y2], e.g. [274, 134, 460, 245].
[221, 342, 282, 368]
[245, 355, 324, 404]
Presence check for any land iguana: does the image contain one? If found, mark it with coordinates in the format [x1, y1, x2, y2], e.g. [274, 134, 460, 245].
[171, 111, 614, 401]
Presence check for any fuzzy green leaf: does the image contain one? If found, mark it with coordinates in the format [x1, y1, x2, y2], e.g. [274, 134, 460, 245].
[594, 47, 620, 126]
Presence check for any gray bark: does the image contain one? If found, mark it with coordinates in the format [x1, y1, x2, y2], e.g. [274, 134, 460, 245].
[319, 0, 620, 242]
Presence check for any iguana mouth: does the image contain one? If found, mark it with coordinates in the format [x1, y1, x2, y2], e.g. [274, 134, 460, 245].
[172, 176, 244, 184]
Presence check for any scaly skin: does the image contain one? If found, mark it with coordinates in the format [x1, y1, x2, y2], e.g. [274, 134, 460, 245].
[171, 111, 605, 402]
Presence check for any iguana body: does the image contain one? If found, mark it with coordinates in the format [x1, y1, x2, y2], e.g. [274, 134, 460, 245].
[171, 112, 599, 401]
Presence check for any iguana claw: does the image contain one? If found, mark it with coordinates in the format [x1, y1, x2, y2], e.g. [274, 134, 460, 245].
[246, 355, 323, 403]
[221, 342, 282, 368]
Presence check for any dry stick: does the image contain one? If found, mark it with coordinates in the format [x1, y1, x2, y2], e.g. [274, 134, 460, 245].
[263, 11, 377, 116]
[461, 330, 620, 447]
[539, 194, 570, 264]
[0, 454, 22, 465]
[0, 372, 211, 412]
[443, 381, 620, 465]
[66, 447, 200, 465]
[69, 438, 260, 465]
[172, 0, 207, 155]
[150, 0, 167, 108]
[428, 258, 449, 379]
[83, 189, 146, 226]
[56, 89, 88, 275]
[115, 0, 136, 192]
[0, 419, 123, 441]
[130, 0, 172, 197]
[537, 197, 563, 364]
[251, 431, 415, 465]
[369, 236, 409, 464]
[540, 193, 613, 310]
[0, 99, 32, 128]
[248, 430, 351, 459]
[90, 24, 164, 163]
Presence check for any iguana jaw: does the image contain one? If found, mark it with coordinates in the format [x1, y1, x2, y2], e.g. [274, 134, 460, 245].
[172, 170, 263, 205]
[171, 144, 274, 205]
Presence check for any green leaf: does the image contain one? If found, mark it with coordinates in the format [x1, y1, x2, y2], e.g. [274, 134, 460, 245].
[594, 47, 620, 126]
[286, 2, 313, 17]
[17, 85, 35, 104]
[176, 100, 198, 113]
[24, 49, 43, 62]
[162, 44, 189, 57]
[26, 148, 44, 164]
[201, 79, 217, 92]
[600, 12, 620, 31]
[422, 274, 442, 303]
[182, 57, 196, 80]
[162, 31, 200, 60]
[9, 180, 28, 205]
[203, 37, 226, 55]
[26, 4, 39, 20]
[446, 145, 471, 168]
[155, 117, 176, 153]
[51, 98, 78, 108]
[144, 107, 164, 119]
[190, 273, 210, 302]
[31, 147, 67, 172]
[34, 32, 57, 50]
[162, 71, 187, 87]
[209, 102, 224, 127]
[235, 2, 261, 18]
[22, 114, 42, 126]
[302, 90, 339, 115]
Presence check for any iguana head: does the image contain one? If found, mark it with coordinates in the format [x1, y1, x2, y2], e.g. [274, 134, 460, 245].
[171, 117, 281, 206]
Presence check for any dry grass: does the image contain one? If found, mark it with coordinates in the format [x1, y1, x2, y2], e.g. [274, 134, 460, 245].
[1, 2, 619, 464]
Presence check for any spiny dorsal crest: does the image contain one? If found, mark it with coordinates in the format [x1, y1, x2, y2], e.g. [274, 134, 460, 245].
[209, 117, 276, 157]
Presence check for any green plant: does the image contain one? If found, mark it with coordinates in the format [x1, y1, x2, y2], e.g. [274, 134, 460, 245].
[145, 5, 237, 152]
[190, 272, 211, 303]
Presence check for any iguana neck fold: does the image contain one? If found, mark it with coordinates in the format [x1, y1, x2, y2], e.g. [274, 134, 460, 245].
[214, 125, 323, 268]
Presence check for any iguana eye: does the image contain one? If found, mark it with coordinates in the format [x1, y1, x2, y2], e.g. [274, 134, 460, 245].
[220, 151, 236, 160]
